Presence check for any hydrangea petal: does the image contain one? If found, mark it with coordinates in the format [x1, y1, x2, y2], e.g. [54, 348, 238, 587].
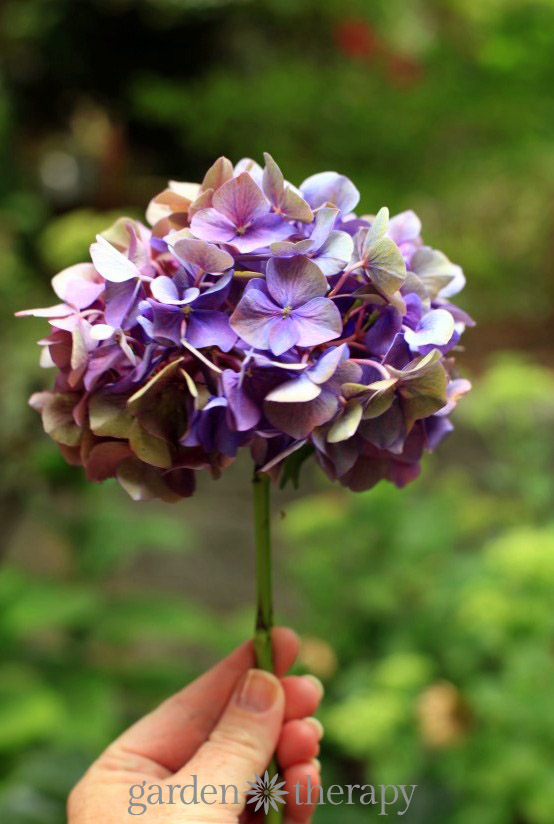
[230, 213, 291, 253]
[230, 287, 279, 350]
[308, 343, 348, 385]
[266, 256, 328, 308]
[90, 235, 140, 283]
[266, 374, 322, 403]
[169, 237, 234, 274]
[404, 308, 455, 349]
[388, 210, 421, 245]
[300, 171, 360, 216]
[51, 263, 104, 308]
[186, 311, 237, 352]
[268, 316, 300, 356]
[265, 388, 338, 439]
[212, 172, 269, 227]
[190, 208, 238, 244]
[293, 297, 342, 347]
[314, 230, 354, 277]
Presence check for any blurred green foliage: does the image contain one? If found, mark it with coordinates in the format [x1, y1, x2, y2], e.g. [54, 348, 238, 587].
[284, 358, 554, 823]
[0, 1, 553, 822]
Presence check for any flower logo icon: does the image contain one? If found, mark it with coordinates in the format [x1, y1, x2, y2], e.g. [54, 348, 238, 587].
[246, 770, 289, 814]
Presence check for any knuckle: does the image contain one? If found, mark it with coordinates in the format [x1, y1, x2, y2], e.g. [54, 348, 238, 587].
[209, 725, 261, 763]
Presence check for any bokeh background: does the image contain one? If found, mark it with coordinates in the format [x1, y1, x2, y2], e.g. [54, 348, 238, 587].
[2, 1, 554, 822]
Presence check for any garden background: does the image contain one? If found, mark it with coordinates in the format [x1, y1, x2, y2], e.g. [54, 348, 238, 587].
[1, 1, 554, 822]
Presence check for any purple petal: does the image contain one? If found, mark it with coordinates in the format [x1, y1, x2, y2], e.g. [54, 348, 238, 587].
[300, 172, 360, 217]
[90, 235, 140, 283]
[230, 214, 291, 253]
[230, 288, 279, 350]
[270, 238, 313, 257]
[293, 297, 342, 347]
[424, 415, 454, 450]
[212, 172, 269, 227]
[234, 158, 264, 187]
[141, 302, 182, 345]
[52, 263, 104, 309]
[105, 280, 143, 329]
[278, 186, 314, 223]
[307, 343, 348, 384]
[186, 310, 237, 352]
[388, 210, 421, 245]
[266, 256, 328, 308]
[201, 156, 234, 191]
[170, 237, 234, 274]
[151, 275, 199, 306]
[308, 207, 338, 250]
[404, 309, 455, 349]
[189, 208, 237, 244]
[265, 387, 338, 439]
[268, 316, 300, 356]
[365, 306, 402, 357]
[262, 153, 285, 206]
[222, 369, 261, 431]
[84, 346, 126, 391]
[313, 230, 354, 277]
[16, 303, 73, 319]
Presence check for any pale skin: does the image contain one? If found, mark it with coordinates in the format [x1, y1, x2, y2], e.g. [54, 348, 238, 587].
[68, 628, 323, 823]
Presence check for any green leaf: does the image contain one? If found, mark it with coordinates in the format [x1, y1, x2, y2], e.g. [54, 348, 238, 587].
[279, 443, 315, 490]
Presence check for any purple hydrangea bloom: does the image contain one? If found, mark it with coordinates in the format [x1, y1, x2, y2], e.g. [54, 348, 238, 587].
[18, 154, 472, 501]
[230, 256, 342, 356]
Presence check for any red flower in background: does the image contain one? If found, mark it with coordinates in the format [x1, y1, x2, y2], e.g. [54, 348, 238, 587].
[335, 19, 378, 60]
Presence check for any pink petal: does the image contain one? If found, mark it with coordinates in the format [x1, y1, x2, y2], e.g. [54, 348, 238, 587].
[212, 172, 269, 227]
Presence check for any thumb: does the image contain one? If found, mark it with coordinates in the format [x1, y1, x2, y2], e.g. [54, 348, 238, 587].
[175, 669, 284, 815]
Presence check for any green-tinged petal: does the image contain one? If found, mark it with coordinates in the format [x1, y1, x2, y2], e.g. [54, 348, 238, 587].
[392, 349, 442, 379]
[30, 392, 81, 446]
[266, 374, 322, 403]
[280, 186, 314, 223]
[411, 247, 462, 300]
[117, 457, 181, 502]
[327, 401, 363, 443]
[362, 206, 389, 253]
[200, 156, 233, 193]
[399, 362, 448, 426]
[89, 393, 133, 438]
[364, 236, 407, 298]
[362, 384, 397, 420]
[402, 271, 430, 307]
[127, 358, 184, 413]
[128, 419, 172, 468]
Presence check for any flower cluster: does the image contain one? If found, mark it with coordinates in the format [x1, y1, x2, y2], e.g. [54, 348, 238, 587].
[19, 155, 473, 501]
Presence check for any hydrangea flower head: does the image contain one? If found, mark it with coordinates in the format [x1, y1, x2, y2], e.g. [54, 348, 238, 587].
[19, 155, 473, 501]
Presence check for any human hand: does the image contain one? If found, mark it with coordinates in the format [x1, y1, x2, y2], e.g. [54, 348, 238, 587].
[67, 628, 323, 823]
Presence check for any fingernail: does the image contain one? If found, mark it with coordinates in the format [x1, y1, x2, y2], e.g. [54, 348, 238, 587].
[305, 717, 324, 739]
[304, 674, 325, 699]
[312, 757, 322, 772]
[236, 669, 280, 713]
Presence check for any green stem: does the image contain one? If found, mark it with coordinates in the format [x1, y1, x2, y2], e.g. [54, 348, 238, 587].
[252, 472, 283, 824]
